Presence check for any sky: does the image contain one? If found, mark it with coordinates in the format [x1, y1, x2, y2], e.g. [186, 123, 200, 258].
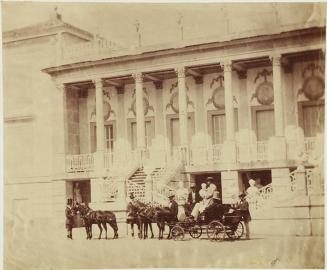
[1, 2, 325, 47]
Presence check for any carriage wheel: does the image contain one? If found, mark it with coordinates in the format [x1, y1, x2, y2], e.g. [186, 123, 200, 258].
[226, 222, 244, 240]
[207, 221, 225, 241]
[189, 225, 202, 239]
[233, 221, 244, 239]
[171, 225, 185, 241]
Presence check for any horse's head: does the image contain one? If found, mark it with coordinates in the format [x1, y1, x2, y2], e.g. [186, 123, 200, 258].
[76, 203, 91, 217]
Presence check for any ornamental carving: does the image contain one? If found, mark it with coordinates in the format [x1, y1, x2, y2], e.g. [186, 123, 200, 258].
[90, 89, 115, 121]
[165, 81, 194, 113]
[251, 69, 274, 105]
[298, 63, 324, 101]
[128, 88, 154, 116]
[207, 75, 225, 109]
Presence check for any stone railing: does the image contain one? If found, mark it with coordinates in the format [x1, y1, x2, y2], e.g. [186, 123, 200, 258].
[65, 153, 95, 173]
[304, 137, 316, 157]
[256, 141, 268, 161]
[188, 144, 223, 165]
[104, 151, 114, 169]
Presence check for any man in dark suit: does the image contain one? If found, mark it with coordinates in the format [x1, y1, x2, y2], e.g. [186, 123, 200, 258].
[187, 183, 197, 210]
[168, 194, 178, 222]
[65, 198, 74, 239]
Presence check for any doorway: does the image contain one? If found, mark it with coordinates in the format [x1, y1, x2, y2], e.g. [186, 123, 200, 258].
[194, 173, 222, 201]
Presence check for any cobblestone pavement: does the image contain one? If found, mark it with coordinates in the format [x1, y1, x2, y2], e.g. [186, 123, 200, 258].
[4, 222, 325, 269]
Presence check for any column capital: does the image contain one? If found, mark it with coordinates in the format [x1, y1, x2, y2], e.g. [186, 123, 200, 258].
[175, 66, 186, 78]
[221, 60, 232, 72]
[270, 54, 282, 66]
[92, 78, 103, 87]
[132, 72, 143, 83]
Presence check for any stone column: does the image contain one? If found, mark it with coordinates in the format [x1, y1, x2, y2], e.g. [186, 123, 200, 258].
[194, 76, 205, 132]
[271, 55, 284, 137]
[116, 86, 126, 140]
[94, 78, 105, 172]
[222, 60, 237, 163]
[268, 55, 286, 161]
[176, 66, 188, 146]
[133, 73, 146, 149]
[52, 82, 67, 177]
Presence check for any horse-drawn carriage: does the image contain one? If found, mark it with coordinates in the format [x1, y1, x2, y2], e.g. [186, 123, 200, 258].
[170, 204, 244, 241]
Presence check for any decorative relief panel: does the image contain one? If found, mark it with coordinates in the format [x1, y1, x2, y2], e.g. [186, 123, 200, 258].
[298, 63, 324, 101]
[128, 87, 154, 117]
[165, 81, 194, 113]
[90, 88, 116, 122]
[206, 74, 238, 109]
[251, 69, 274, 105]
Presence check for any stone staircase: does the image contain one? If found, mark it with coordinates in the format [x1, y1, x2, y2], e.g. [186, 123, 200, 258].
[127, 167, 147, 200]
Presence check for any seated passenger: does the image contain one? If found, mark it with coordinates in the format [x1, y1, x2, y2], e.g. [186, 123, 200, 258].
[191, 189, 220, 221]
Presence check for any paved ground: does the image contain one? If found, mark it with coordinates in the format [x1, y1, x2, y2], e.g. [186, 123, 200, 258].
[4, 221, 325, 269]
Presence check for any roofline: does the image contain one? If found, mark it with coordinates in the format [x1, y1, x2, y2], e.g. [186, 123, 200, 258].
[3, 20, 93, 44]
[42, 26, 325, 75]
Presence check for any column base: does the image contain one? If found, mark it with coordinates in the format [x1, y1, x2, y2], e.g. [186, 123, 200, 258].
[268, 136, 286, 162]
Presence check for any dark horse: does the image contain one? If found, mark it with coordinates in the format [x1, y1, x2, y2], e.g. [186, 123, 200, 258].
[155, 206, 178, 239]
[127, 200, 154, 239]
[77, 203, 118, 240]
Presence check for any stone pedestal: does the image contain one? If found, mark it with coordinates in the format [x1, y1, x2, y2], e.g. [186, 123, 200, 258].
[268, 136, 286, 161]
[271, 168, 291, 199]
[295, 165, 307, 195]
[221, 170, 239, 204]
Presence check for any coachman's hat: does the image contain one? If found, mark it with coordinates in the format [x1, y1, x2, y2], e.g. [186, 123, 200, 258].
[67, 198, 73, 205]
[168, 193, 175, 198]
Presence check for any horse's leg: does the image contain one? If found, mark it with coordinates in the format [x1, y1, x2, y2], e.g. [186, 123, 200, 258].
[85, 225, 89, 239]
[109, 220, 119, 239]
[149, 222, 154, 238]
[90, 224, 93, 239]
[97, 223, 102, 239]
[144, 222, 148, 239]
[167, 225, 172, 239]
[131, 223, 134, 237]
[102, 222, 108, 239]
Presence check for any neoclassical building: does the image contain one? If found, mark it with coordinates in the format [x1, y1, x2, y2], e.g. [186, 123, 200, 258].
[4, 5, 325, 236]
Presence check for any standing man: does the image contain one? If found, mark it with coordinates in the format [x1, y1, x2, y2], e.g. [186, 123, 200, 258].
[65, 198, 74, 240]
[236, 193, 251, 240]
[168, 194, 178, 222]
[187, 183, 197, 209]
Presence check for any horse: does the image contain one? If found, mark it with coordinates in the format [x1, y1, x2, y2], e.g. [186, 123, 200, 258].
[154, 206, 178, 239]
[76, 203, 118, 240]
[127, 200, 154, 239]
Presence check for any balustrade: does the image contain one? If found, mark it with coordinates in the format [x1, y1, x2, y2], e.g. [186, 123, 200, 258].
[65, 153, 95, 172]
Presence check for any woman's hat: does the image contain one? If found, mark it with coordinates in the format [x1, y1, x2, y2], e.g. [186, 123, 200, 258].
[213, 191, 220, 200]
[249, 179, 255, 185]
[129, 193, 135, 199]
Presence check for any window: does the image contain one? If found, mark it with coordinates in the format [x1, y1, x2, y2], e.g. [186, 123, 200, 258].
[209, 110, 238, 144]
[302, 104, 324, 137]
[169, 116, 195, 147]
[255, 109, 275, 141]
[90, 122, 116, 153]
[130, 119, 155, 150]
[104, 124, 114, 152]
[212, 114, 226, 144]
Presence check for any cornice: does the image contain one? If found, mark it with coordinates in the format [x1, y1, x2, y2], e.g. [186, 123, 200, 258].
[43, 26, 325, 76]
[3, 19, 93, 44]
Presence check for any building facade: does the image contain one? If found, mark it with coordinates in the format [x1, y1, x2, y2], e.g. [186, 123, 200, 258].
[4, 6, 325, 236]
